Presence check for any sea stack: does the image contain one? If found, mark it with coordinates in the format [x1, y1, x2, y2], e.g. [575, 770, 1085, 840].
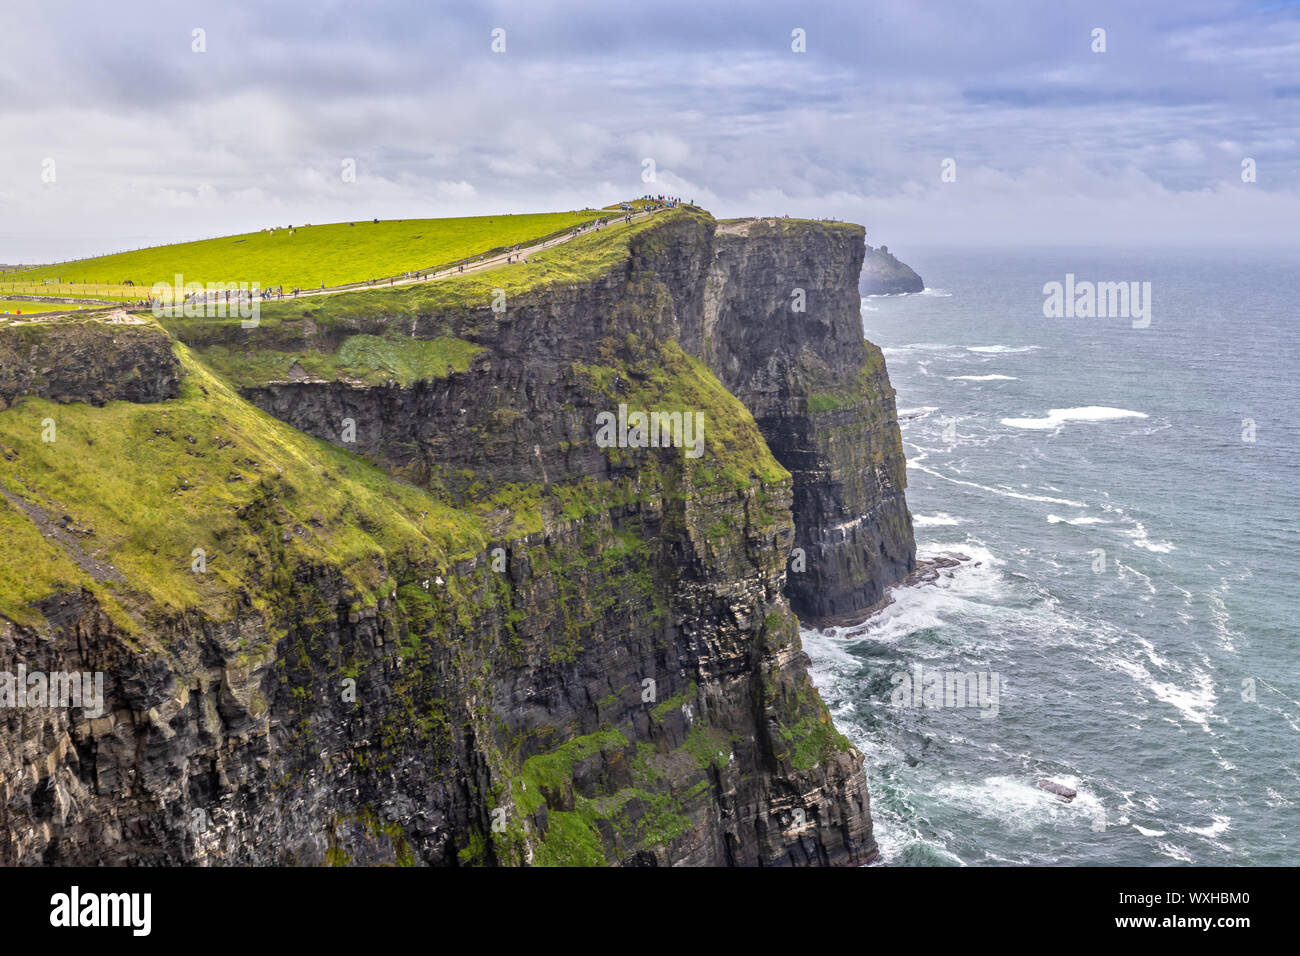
[859, 244, 924, 295]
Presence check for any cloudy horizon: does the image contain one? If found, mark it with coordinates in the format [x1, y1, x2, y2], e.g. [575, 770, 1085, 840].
[2, 0, 1298, 264]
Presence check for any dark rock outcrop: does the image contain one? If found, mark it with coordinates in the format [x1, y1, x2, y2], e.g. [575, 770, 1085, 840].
[859, 244, 924, 295]
[0, 314, 180, 409]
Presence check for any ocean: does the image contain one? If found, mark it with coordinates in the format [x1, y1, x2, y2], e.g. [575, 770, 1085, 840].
[802, 246, 1300, 865]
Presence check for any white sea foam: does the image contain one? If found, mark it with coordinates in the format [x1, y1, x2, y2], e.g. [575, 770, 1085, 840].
[1157, 842, 1194, 862]
[838, 594, 948, 645]
[1116, 561, 1159, 594]
[800, 627, 864, 677]
[1181, 815, 1231, 838]
[1046, 514, 1108, 525]
[1133, 824, 1167, 837]
[806, 541, 1026, 651]
[930, 776, 1103, 834]
[1136, 637, 1178, 672]
[887, 342, 961, 353]
[910, 461, 1089, 507]
[967, 345, 1040, 354]
[1206, 586, 1238, 653]
[912, 512, 965, 526]
[861, 288, 950, 300]
[1125, 522, 1176, 553]
[947, 374, 1018, 381]
[1001, 406, 1149, 430]
[1110, 657, 1217, 731]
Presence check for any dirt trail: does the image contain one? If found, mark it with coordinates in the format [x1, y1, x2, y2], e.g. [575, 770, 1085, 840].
[0, 486, 124, 583]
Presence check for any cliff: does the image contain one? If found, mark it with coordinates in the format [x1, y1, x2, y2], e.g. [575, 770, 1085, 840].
[0, 207, 913, 866]
[701, 220, 916, 619]
[859, 244, 924, 295]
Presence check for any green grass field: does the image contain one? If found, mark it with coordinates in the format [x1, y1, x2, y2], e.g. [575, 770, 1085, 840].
[0, 299, 78, 315]
[1, 210, 606, 299]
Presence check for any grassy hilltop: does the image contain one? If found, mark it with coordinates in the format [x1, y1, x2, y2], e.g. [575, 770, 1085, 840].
[0, 210, 605, 300]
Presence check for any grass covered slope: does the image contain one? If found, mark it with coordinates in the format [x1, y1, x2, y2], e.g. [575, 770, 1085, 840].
[0, 346, 485, 629]
[1, 210, 605, 297]
[575, 339, 792, 493]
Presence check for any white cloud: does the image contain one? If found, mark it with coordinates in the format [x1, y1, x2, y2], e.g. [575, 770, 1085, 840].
[0, 0, 1297, 262]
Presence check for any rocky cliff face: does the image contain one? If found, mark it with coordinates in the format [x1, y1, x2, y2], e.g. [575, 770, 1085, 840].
[859, 244, 924, 295]
[0, 208, 911, 866]
[700, 220, 916, 620]
[0, 313, 180, 409]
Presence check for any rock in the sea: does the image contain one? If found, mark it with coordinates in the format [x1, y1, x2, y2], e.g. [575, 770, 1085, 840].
[1037, 779, 1078, 802]
[859, 244, 924, 295]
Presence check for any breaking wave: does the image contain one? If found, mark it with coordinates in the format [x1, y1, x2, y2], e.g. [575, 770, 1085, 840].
[1000, 406, 1148, 430]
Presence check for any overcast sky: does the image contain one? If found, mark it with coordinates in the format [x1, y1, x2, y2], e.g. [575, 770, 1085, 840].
[2, 0, 1297, 262]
